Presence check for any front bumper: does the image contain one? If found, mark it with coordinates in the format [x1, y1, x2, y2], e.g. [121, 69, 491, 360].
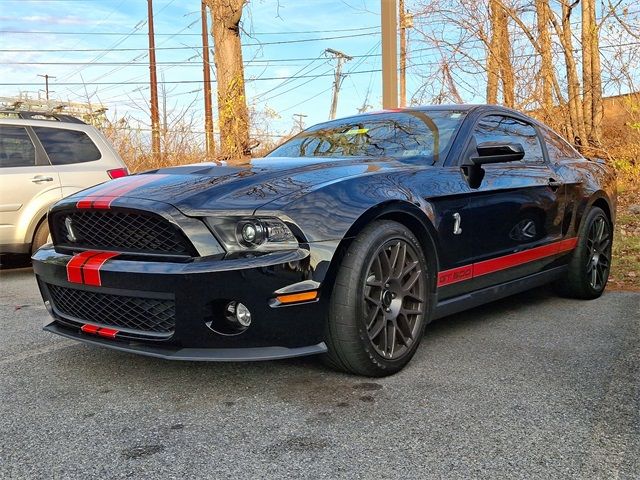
[33, 246, 329, 360]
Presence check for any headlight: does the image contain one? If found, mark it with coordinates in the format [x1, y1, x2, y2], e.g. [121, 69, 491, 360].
[205, 216, 299, 252]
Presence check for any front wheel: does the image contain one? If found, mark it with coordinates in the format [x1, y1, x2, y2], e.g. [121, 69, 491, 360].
[324, 221, 431, 377]
[555, 206, 612, 299]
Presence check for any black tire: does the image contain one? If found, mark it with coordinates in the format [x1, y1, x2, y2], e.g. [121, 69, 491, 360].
[323, 220, 431, 377]
[31, 218, 50, 256]
[555, 206, 612, 299]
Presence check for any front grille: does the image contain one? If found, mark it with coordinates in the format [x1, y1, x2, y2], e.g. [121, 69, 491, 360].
[47, 284, 175, 335]
[52, 209, 195, 256]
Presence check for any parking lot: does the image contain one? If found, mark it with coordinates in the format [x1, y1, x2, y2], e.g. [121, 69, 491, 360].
[1, 266, 638, 479]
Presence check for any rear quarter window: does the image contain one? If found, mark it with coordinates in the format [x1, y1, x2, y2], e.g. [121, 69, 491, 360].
[541, 128, 581, 161]
[0, 125, 36, 168]
[33, 127, 101, 165]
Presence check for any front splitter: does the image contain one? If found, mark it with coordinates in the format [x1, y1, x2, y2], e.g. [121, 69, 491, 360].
[44, 323, 328, 361]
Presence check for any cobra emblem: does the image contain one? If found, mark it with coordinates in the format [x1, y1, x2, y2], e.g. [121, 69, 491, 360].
[64, 216, 77, 242]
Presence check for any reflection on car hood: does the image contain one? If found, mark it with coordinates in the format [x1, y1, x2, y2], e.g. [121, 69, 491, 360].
[72, 156, 424, 214]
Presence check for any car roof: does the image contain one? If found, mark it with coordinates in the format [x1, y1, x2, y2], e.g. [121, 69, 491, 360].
[317, 104, 542, 128]
[0, 110, 86, 124]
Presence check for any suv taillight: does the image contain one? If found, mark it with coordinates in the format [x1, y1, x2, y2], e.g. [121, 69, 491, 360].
[107, 168, 129, 179]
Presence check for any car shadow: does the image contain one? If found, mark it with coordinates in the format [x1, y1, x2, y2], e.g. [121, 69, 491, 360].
[39, 284, 564, 411]
[0, 254, 32, 270]
[424, 284, 557, 337]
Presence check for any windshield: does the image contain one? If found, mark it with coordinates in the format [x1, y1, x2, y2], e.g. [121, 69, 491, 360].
[267, 110, 466, 162]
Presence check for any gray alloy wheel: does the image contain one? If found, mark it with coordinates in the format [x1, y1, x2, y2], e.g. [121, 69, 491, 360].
[585, 214, 611, 291]
[555, 206, 612, 299]
[324, 220, 430, 376]
[363, 238, 427, 360]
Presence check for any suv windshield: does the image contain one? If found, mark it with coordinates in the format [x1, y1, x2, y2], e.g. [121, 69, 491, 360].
[268, 110, 466, 163]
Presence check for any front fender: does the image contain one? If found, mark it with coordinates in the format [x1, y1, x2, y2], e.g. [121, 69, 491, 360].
[257, 169, 433, 242]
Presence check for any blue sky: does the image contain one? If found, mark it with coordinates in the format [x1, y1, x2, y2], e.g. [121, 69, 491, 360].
[0, 0, 425, 135]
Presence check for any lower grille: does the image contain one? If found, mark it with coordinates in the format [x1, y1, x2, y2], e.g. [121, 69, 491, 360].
[47, 284, 175, 335]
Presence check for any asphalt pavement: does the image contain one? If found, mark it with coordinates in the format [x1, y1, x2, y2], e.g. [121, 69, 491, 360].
[1, 266, 638, 479]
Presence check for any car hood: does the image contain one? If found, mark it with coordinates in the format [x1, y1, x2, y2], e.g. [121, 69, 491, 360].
[73, 156, 424, 214]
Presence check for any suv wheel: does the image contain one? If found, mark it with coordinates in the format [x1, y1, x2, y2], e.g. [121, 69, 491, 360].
[31, 219, 51, 256]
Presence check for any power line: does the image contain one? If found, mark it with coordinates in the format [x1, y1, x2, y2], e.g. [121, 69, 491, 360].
[0, 70, 373, 86]
[256, 67, 336, 104]
[253, 57, 330, 101]
[56, 0, 178, 83]
[0, 55, 380, 66]
[0, 26, 380, 36]
[0, 32, 379, 53]
[6, 38, 638, 89]
[5, 36, 636, 60]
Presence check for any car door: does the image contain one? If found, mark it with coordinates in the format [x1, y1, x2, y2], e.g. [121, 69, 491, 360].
[0, 125, 61, 250]
[460, 113, 567, 290]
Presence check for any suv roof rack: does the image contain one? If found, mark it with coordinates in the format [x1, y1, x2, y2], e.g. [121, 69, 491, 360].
[0, 110, 87, 124]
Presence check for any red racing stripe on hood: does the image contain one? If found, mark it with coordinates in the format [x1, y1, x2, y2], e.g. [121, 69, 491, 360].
[76, 175, 168, 209]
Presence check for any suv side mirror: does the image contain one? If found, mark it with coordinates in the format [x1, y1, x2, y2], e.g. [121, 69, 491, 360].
[468, 141, 525, 165]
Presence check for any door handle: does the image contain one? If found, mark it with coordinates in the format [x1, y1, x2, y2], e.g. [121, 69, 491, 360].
[547, 178, 562, 190]
[31, 175, 54, 183]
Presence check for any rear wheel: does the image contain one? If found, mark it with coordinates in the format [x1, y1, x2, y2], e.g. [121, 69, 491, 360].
[555, 206, 612, 299]
[324, 220, 430, 376]
[31, 218, 51, 256]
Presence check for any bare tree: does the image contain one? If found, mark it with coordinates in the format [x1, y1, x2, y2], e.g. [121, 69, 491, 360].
[549, 0, 587, 146]
[536, 0, 555, 120]
[582, 0, 603, 145]
[486, 0, 515, 106]
[207, 0, 250, 162]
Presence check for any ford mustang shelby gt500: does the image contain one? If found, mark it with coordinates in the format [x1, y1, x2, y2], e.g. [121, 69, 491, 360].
[33, 105, 616, 376]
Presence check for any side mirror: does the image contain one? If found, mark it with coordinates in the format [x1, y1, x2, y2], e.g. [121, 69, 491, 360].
[468, 141, 525, 165]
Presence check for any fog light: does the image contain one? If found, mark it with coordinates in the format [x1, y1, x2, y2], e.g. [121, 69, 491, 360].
[225, 301, 252, 327]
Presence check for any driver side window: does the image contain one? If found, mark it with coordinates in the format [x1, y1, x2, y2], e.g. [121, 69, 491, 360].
[474, 115, 544, 164]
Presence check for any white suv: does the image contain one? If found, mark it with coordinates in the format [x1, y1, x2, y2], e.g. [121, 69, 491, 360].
[0, 111, 128, 255]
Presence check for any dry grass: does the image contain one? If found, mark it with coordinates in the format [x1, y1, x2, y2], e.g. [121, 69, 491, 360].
[610, 186, 640, 291]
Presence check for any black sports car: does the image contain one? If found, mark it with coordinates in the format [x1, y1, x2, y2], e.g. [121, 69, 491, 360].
[33, 105, 616, 376]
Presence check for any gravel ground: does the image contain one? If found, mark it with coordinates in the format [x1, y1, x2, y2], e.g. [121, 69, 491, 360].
[0, 267, 638, 479]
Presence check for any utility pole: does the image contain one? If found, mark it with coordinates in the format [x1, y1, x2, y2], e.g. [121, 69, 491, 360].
[201, 0, 215, 158]
[325, 48, 353, 120]
[37, 74, 55, 100]
[381, 0, 398, 109]
[147, 0, 161, 161]
[293, 113, 307, 132]
[399, 0, 413, 107]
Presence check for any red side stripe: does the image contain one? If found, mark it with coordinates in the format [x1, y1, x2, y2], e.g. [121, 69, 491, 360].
[97, 327, 119, 339]
[437, 237, 578, 287]
[83, 252, 120, 286]
[437, 265, 473, 287]
[66, 251, 102, 284]
[473, 242, 561, 277]
[81, 324, 100, 334]
[556, 237, 579, 252]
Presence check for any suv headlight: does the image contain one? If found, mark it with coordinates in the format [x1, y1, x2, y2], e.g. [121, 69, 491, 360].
[205, 217, 299, 252]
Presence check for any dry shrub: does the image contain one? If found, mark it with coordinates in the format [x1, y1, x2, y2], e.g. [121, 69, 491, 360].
[600, 95, 640, 190]
[101, 118, 209, 173]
